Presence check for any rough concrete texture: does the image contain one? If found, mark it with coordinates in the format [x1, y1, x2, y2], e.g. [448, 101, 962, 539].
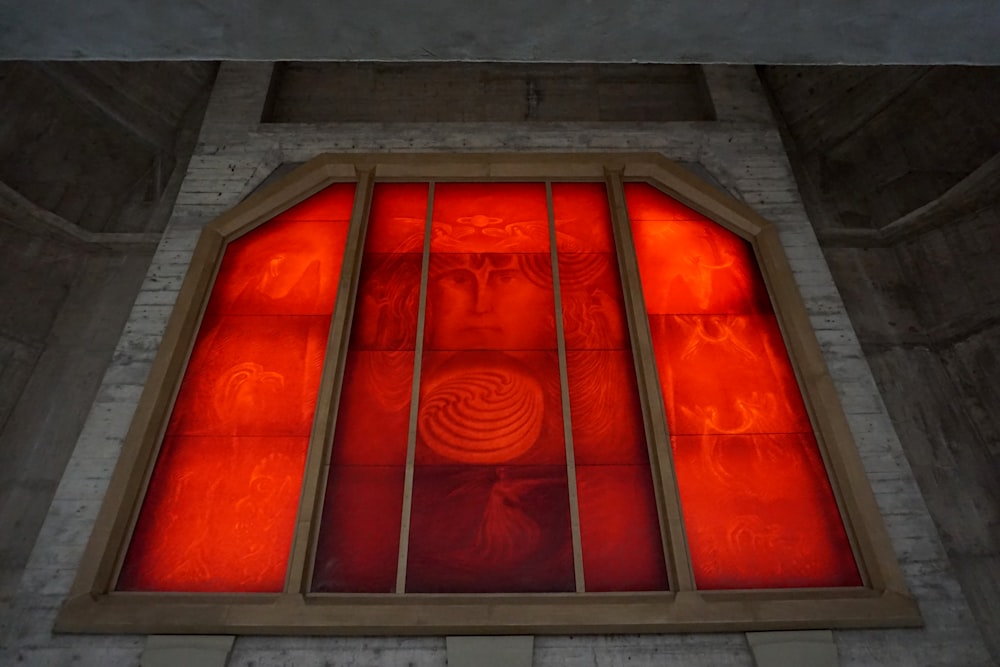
[1, 1, 1000, 64]
[763, 65, 1000, 663]
[0, 63, 994, 666]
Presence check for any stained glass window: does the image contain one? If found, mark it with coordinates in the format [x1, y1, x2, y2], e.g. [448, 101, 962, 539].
[63, 155, 918, 635]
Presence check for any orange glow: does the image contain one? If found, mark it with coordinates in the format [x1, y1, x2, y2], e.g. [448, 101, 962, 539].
[577, 465, 668, 591]
[118, 436, 308, 592]
[121, 183, 355, 592]
[552, 182, 616, 252]
[431, 183, 549, 253]
[166, 314, 332, 437]
[672, 434, 861, 588]
[626, 182, 860, 589]
[648, 314, 812, 436]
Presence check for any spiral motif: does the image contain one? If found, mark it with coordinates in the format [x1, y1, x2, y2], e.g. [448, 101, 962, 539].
[419, 366, 544, 463]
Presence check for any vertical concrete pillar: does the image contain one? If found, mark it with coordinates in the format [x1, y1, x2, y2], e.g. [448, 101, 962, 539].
[701, 65, 775, 123]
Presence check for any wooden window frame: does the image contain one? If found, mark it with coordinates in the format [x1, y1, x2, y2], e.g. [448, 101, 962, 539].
[56, 153, 921, 635]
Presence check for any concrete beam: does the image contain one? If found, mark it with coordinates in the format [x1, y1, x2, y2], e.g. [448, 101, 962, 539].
[1, 1, 998, 64]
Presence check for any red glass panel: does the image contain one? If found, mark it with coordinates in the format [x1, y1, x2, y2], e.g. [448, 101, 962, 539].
[271, 182, 357, 222]
[557, 253, 629, 350]
[206, 219, 350, 317]
[552, 182, 615, 252]
[577, 465, 668, 591]
[122, 185, 355, 592]
[625, 182, 766, 316]
[425, 252, 556, 351]
[166, 314, 331, 437]
[416, 351, 565, 466]
[313, 182, 428, 590]
[349, 253, 423, 351]
[330, 351, 414, 466]
[626, 182, 859, 589]
[311, 465, 405, 593]
[566, 350, 647, 465]
[118, 436, 308, 592]
[365, 182, 429, 254]
[672, 433, 861, 589]
[406, 466, 574, 593]
[431, 182, 549, 253]
[648, 314, 812, 436]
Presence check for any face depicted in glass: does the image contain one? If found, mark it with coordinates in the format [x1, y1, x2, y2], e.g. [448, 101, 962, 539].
[425, 253, 555, 351]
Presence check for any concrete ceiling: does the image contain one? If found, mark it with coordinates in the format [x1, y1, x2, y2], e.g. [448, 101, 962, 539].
[1, 0, 998, 64]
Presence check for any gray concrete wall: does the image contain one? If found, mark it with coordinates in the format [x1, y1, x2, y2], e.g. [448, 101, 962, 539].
[0, 63, 994, 666]
[763, 65, 1000, 663]
[1, 1, 999, 64]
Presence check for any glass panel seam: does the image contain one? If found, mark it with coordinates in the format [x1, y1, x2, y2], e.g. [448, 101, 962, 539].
[605, 168, 695, 591]
[395, 181, 435, 594]
[547, 181, 586, 593]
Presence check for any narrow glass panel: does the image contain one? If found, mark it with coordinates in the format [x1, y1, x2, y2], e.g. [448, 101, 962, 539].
[408, 182, 573, 592]
[120, 183, 355, 592]
[554, 182, 667, 591]
[577, 465, 668, 592]
[565, 350, 647, 465]
[313, 183, 428, 592]
[406, 466, 574, 593]
[671, 433, 861, 588]
[625, 182, 860, 589]
[312, 465, 406, 593]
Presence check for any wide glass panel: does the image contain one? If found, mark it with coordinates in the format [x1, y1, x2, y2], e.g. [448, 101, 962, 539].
[313, 183, 427, 592]
[120, 183, 356, 592]
[625, 182, 860, 590]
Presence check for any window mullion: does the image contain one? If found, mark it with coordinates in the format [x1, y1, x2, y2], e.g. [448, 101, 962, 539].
[604, 168, 696, 592]
[546, 181, 586, 592]
[393, 181, 436, 594]
[286, 169, 375, 594]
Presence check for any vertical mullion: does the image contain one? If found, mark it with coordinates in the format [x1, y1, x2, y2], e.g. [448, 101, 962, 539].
[547, 181, 586, 593]
[395, 181, 435, 594]
[604, 168, 696, 592]
[287, 169, 375, 594]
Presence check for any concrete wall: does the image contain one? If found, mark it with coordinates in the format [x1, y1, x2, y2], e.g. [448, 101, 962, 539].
[0, 63, 994, 666]
[763, 65, 1000, 663]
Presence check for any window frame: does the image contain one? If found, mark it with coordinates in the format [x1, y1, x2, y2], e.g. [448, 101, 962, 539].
[56, 153, 921, 635]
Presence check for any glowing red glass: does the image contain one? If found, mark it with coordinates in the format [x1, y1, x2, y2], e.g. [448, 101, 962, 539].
[120, 183, 355, 592]
[312, 465, 405, 593]
[313, 183, 427, 592]
[406, 466, 574, 593]
[626, 182, 860, 589]
[672, 433, 861, 588]
[577, 465, 668, 592]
